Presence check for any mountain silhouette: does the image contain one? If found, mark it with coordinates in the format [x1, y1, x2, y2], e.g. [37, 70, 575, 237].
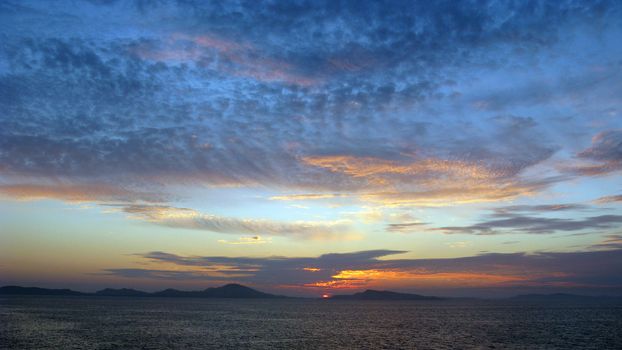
[1, 284, 283, 299]
[0, 286, 87, 296]
[149, 284, 282, 298]
[95, 288, 150, 297]
[204, 283, 280, 298]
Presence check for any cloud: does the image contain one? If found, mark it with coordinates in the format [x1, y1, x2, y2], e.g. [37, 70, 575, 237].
[386, 222, 427, 233]
[426, 202, 622, 235]
[437, 214, 622, 235]
[0, 183, 164, 203]
[589, 234, 622, 250]
[218, 236, 271, 245]
[569, 130, 622, 176]
[490, 204, 591, 215]
[131, 33, 320, 86]
[301, 155, 503, 183]
[446, 241, 471, 249]
[1, 0, 618, 207]
[358, 178, 561, 207]
[100, 269, 225, 280]
[120, 204, 357, 241]
[300, 155, 564, 206]
[269, 193, 345, 201]
[103, 248, 622, 295]
[579, 130, 622, 162]
[594, 194, 622, 204]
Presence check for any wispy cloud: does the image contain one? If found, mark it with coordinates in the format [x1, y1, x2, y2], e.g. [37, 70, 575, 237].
[490, 204, 591, 216]
[428, 202, 622, 235]
[589, 234, 622, 250]
[386, 222, 427, 233]
[300, 155, 563, 206]
[594, 194, 622, 204]
[218, 236, 271, 245]
[121, 204, 357, 241]
[0, 183, 164, 203]
[269, 193, 346, 201]
[437, 215, 622, 235]
[567, 130, 622, 176]
[132, 32, 319, 86]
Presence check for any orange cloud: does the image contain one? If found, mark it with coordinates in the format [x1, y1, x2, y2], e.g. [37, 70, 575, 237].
[302, 155, 498, 181]
[303, 268, 533, 291]
[360, 184, 542, 207]
[330, 269, 528, 287]
[303, 280, 367, 289]
[0, 183, 163, 203]
[300, 155, 546, 206]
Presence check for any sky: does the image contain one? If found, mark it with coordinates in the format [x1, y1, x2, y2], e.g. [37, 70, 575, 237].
[0, 0, 621, 298]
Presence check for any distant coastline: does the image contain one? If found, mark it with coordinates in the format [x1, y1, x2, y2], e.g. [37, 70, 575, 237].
[0, 284, 284, 299]
[2, 285, 621, 302]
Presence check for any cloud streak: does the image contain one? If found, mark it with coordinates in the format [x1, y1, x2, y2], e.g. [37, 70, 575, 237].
[437, 215, 622, 235]
[120, 204, 357, 241]
[569, 130, 622, 176]
[0, 183, 164, 203]
[594, 195, 622, 204]
[301, 155, 564, 206]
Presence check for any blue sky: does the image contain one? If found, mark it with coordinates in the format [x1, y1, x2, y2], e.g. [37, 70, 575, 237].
[1, 0, 621, 297]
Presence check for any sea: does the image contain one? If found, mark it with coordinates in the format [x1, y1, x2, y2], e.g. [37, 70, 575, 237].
[1, 296, 621, 349]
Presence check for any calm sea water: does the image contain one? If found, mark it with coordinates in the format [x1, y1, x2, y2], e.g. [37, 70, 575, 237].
[1, 296, 621, 349]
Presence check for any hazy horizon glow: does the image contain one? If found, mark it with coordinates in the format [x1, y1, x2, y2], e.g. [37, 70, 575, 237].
[1, 0, 622, 297]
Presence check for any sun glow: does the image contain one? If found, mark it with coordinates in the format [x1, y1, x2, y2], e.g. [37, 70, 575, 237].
[309, 268, 532, 289]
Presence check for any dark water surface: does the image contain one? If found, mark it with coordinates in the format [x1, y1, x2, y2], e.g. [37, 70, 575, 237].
[1, 296, 621, 349]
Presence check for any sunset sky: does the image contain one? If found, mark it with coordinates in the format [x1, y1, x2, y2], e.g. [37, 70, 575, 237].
[1, 0, 621, 297]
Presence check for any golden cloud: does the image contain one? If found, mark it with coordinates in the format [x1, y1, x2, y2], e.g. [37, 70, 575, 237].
[300, 155, 547, 206]
[0, 183, 163, 203]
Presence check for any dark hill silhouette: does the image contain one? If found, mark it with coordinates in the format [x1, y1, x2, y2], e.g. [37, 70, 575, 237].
[6, 285, 617, 301]
[204, 283, 279, 298]
[331, 289, 443, 300]
[150, 288, 198, 298]
[0, 286, 87, 296]
[95, 288, 150, 297]
[149, 284, 281, 298]
[1, 284, 283, 299]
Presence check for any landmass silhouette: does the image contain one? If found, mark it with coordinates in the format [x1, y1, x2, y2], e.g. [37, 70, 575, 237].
[2, 284, 620, 302]
[0, 284, 282, 298]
